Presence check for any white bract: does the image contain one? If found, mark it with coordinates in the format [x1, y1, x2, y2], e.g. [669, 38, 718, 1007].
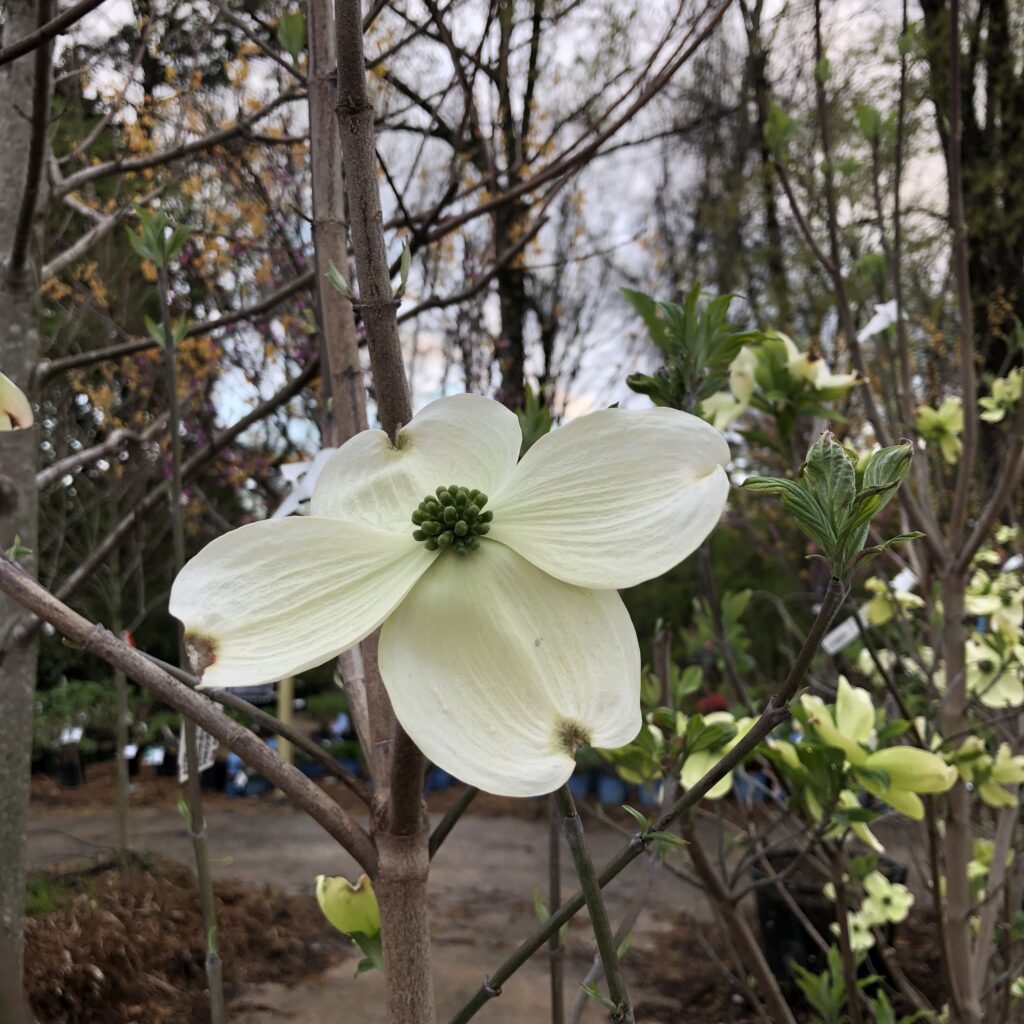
[0, 371, 32, 431]
[170, 394, 730, 796]
[860, 871, 913, 925]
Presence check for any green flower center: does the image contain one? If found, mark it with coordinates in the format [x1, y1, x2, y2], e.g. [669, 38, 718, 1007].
[411, 484, 493, 556]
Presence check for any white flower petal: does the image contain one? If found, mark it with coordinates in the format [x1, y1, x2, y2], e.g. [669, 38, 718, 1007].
[378, 541, 641, 796]
[311, 394, 521, 531]
[489, 407, 730, 589]
[170, 517, 434, 687]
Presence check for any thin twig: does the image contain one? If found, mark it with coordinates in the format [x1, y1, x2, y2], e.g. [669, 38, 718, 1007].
[0, 0, 107, 66]
[0, 558, 379, 872]
[554, 786, 634, 1024]
[428, 786, 479, 858]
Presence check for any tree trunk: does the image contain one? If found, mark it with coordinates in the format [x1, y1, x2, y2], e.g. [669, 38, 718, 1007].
[308, 0, 367, 448]
[494, 203, 529, 410]
[375, 829, 436, 1024]
[0, 0, 47, 973]
[938, 574, 982, 1024]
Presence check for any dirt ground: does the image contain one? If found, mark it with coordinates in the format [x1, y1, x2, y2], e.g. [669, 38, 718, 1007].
[25, 762, 938, 1023]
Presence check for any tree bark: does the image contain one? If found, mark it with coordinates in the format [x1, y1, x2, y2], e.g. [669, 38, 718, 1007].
[494, 204, 529, 410]
[0, 0, 48, 973]
[334, 3, 434, 1020]
[375, 829, 436, 1024]
[308, 0, 367, 448]
[938, 575, 982, 1024]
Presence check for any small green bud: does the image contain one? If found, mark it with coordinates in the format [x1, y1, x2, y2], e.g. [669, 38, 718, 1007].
[425, 500, 440, 515]
[437, 532, 453, 548]
[466, 504, 480, 520]
[422, 521, 441, 537]
[454, 520, 469, 537]
[479, 510, 494, 523]
[438, 489, 453, 505]
[412, 509, 426, 525]
[412, 529, 426, 542]
[477, 523, 491, 535]
[425, 538, 439, 551]
[476, 493, 489, 508]
[315, 874, 381, 939]
[435, 486, 447, 498]
[443, 506, 458, 525]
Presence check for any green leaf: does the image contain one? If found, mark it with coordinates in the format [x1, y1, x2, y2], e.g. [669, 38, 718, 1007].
[167, 225, 190, 262]
[744, 475, 837, 554]
[127, 228, 156, 263]
[5, 534, 33, 559]
[852, 766, 892, 790]
[815, 56, 831, 84]
[803, 433, 857, 524]
[646, 830, 685, 849]
[277, 10, 306, 61]
[855, 104, 882, 144]
[848, 853, 879, 879]
[144, 315, 165, 345]
[689, 721, 737, 754]
[326, 260, 353, 299]
[675, 665, 703, 702]
[764, 103, 795, 154]
[622, 288, 671, 352]
[394, 243, 412, 300]
[834, 805, 879, 824]
[533, 889, 550, 923]
[648, 707, 676, 732]
[897, 22, 917, 57]
[351, 932, 384, 972]
[622, 804, 648, 829]
[581, 983, 618, 1012]
[852, 532, 924, 567]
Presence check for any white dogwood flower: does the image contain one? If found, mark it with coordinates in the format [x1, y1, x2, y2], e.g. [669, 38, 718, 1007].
[0, 372, 32, 431]
[171, 394, 730, 796]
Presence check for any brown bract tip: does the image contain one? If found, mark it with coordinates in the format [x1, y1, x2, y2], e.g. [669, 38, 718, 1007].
[184, 633, 217, 678]
[555, 718, 592, 757]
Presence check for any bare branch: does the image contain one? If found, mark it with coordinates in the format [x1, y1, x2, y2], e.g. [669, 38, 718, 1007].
[36, 411, 168, 489]
[36, 268, 315, 382]
[0, 0, 108, 67]
[5, 0, 53, 286]
[55, 89, 304, 197]
[0, 557, 378, 873]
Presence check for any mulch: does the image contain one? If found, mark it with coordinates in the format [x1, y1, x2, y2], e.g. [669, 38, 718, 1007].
[24, 858, 351, 1024]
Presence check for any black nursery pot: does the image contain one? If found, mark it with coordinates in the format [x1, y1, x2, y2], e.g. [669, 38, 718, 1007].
[56, 751, 86, 789]
[200, 760, 228, 791]
[751, 849, 908, 983]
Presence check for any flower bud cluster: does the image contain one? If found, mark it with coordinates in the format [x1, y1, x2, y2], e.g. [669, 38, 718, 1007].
[412, 485, 493, 555]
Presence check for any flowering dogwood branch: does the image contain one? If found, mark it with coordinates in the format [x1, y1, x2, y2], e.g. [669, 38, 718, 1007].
[449, 575, 849, 1024]
[143, 651, 372, 805]
[0, 557, 379, 874]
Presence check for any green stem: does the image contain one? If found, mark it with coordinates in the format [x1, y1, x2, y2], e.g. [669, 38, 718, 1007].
[158, 263, 225, 1024]
[554, 786, 633, 1023]
[548, 794, 565, 1024]
[429, 785, 478, 858]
